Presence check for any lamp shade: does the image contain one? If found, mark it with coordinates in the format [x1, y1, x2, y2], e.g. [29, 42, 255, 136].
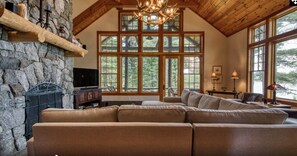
[267, 82, 286, 90]
[231, 70, 239, 79]
[211, 72, 217, 79]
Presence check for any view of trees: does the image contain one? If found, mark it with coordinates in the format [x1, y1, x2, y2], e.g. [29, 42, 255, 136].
[275, 10, 297, 100]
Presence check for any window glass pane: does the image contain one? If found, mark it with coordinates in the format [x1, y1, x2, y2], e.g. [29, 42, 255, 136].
[184, 35, 200, 52]
[251, 72, 264, 94]
[143, 16, 159, 32]
[121, 35, 138, 52]
[142, 36, 159, 52]
[163, 35, 179, 52]
[142, 57, 159, 92]
[250, 46, 265, 94]
[100, 56, 117, 92]
[121, 14, 138, 31]
[253, 25, 266, 42]
[164, 16, 180, 32]
[165, 58, 179, 96]
[122, 57, 138, 92]
[184, 57, 200, 90]
[275, 38, 297, 100]
[276, 10, 297, 35]
[100, 35, 118, 52]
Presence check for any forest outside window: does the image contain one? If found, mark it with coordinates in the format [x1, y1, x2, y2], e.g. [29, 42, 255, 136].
[275, 38, 297, 100]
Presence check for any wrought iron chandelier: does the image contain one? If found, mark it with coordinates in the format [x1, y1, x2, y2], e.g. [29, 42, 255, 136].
[134, 0, 179, 25]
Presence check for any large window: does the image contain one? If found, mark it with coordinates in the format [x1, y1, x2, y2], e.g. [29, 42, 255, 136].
[248, 8, 297, 102]
[98, 10, 203, 97]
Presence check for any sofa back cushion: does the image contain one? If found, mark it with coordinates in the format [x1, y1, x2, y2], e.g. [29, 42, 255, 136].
[181, 89, 191, 105]
[186, 107, 288, 124]
[197, 95, 221, 109]
[219, 99, 268, 110]
[41, 106, 119, 122]
[187, 92, 204, 107]
[118, 105, 186, 122]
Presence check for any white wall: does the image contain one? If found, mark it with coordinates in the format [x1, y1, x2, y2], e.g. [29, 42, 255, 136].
[72, 0, 97, 18]
[74, 8, 118, 69]
[226, 29, 248, 95]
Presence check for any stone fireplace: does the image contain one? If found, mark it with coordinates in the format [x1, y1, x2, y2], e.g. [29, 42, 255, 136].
[0, 0, 74, 155]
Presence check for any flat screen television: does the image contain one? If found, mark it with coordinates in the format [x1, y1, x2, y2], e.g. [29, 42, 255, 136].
[73, 68, 98, 88]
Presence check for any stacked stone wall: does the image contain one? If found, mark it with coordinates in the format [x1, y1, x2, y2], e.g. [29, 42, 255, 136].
[0, 0, 74, 155]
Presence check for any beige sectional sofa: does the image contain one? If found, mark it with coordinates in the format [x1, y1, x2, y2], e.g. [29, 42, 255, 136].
[27, 97, 297, 156]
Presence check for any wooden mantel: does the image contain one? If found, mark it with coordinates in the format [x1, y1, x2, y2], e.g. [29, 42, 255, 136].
[0, 4, 87, 57]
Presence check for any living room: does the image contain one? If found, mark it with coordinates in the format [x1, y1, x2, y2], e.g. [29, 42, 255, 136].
[0, 0, 297, 155]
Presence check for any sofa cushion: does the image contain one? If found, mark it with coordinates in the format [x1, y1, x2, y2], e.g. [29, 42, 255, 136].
[32, 122, 193, 156]
[181, 89, 190, 105]
[187, 92, 204, 107]
[118, 105, 186, 122]
[41, 106, 119, 122]
[219, 99, 268, 110]
[198, 95, 221, 109]
[186, 107, 288, 124]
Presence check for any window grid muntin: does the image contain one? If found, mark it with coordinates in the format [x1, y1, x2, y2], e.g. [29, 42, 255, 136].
[121, 35, 139, 52]
[163, 35, 180, 53]
[122, 57, 138, 92]
[184, 57, 200, 90]
[250, 46, 265, 94]
[100, 35, 118, 52]
[100, 56, 118, 92]
[184, 34, 201, 53]
[121, 14, 138, 31]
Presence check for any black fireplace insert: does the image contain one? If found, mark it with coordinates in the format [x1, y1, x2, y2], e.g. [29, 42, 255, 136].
[25, 82, 63, 140]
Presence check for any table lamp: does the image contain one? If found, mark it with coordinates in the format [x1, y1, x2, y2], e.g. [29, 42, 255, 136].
[266, 82, 286, 104]
[211, 72, 218, 91]
[231, 70, 239, 92]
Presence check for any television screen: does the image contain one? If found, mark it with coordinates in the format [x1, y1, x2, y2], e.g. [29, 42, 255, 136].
[73, 68, 98, 88]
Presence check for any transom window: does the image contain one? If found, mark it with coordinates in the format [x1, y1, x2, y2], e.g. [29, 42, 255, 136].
[98, 10, 204, 97]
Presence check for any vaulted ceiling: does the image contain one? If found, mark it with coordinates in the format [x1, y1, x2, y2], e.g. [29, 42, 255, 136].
[73, 0, 290, 36]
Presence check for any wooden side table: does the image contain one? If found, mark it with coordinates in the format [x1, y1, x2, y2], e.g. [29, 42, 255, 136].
[73, 88, 102, 109]
[207, 90, 241, 99]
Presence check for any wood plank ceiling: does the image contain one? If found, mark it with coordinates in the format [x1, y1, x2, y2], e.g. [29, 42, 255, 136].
[73, 0, 290, 36]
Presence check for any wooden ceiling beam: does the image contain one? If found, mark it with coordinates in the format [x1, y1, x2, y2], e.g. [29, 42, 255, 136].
[73, 0, 198, 35]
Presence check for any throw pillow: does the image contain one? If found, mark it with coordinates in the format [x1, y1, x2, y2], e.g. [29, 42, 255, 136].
[181, 89, 190, 105]
[187, 92, 203, 107]
[198, 94, 221, 109]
